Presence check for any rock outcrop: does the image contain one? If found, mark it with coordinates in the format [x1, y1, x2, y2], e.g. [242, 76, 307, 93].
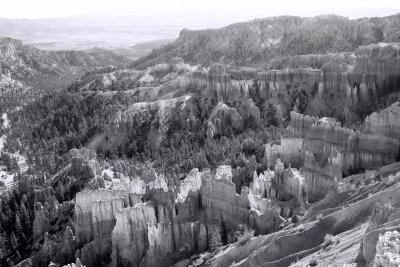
[88, 95, 192, 152]
[264, 138, 303, 169]
[283, 110, 400, 201]
[359, 202, 400, 266]
[373, 231, 400, 267]
[62, 258, 86, 267]
[364, 102, 400, 141]
[68, 165, 285, 267]
[206, 102, 243, 139]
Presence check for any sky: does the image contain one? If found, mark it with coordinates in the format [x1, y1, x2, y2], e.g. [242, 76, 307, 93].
[1, 0, 400, 27]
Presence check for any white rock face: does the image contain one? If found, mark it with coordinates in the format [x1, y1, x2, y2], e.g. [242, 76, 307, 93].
[148, 174, 168, 192]
[176, 168, 202, 203]
[252, 170, 274, 198]
[214, 165, 233, 182]
[373, 230, 400, 267]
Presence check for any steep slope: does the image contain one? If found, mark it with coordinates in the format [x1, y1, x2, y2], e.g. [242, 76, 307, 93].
[133, 14, 400, 68]
[0, 37, 131, 91]
[200, 167, 400, 267]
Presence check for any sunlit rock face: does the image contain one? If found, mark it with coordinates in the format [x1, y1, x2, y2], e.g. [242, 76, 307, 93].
[207, 64, 233, 102]
[281, 167, 308, 207]
[176, 168, 202, 203]
[373, 231, 400, 267]
[206, 102, 243, 139]
[251, 170, 274, 199]
[201, 165, 278, 234]
[74, 189, 130, 266]
[363, 102, 400, 141]
[71, 173, 196, 266]
[204, 64, 254, 107]
[286, 111, 317, 139]
[71, 164, 285, 267]
[74, 189, 129, 245]
[269, 159, 309, 208]
[110, 203, 174, 267]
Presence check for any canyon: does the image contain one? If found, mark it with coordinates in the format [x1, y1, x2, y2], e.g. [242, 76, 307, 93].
[1, 13, 400, 267]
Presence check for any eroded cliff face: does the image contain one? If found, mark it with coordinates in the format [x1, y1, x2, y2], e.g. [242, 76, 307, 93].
[206, 102, 243, 139]
[195, 44, 400, 125]
[74, 189, 130, 266]
[264, 138, 303, 169]
[274, 104, 400, 202]
[364, 102, 400, 141]
[88, 94, 193, 153]
[201, 166, 279, 234]
[68, 165, 285, 267]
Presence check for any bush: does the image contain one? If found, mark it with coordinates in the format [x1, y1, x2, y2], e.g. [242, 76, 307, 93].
[291, 215, 299, 224]
[309, 259, 318, 266]
[386, 176, 395, 187]
[323, 234, 336, 250]
[237, 228, 254, 246]
[235, 224, 255, 246]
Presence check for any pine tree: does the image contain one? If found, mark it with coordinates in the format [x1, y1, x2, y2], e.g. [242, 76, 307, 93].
[220, 219, 228, 245]
[209, 226, 222, 251]
[9, 232, 17, 250]
[20, 203, 30, 230]
[14, 214, 22, 235]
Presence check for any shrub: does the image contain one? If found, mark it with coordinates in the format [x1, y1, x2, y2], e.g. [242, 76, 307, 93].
[237, 228, 254, 246]
[233, 224, 255, 246]
[309, 259, 318, 266]
[386, 176, 395, 187]
[323, 234, 336, 250]
[291, 215, 299, 224]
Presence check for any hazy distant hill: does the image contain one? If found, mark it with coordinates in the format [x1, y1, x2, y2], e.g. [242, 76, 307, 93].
[110, 39, 175, 60]
[0, 17, 182, 52]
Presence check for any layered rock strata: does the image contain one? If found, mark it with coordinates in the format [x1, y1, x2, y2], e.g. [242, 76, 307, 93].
[72, 165, 282, 266]
[281, 106, 400, 201]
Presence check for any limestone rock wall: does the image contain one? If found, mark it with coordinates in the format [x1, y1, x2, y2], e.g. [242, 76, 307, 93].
[264, 138, 303, 169]
[74, 189, 129, 244]
[201, 165, 278, 234]
[363, 102, 400, 141]
[286, 111, 317, 138]
[282, 109, 400, 202]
